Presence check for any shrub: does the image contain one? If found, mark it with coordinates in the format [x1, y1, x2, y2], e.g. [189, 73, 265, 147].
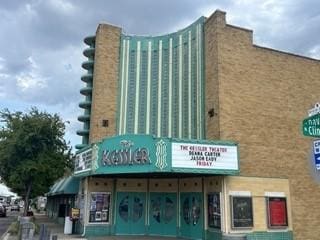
[7, 221, 19, 235]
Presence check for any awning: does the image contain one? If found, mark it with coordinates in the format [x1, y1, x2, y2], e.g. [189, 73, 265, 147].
[46, 176, 80, 196]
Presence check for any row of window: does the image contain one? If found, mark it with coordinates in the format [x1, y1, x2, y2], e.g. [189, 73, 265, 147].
[208, 194, 288, 230]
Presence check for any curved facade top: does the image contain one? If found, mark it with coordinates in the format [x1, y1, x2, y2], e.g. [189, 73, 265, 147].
[117, 17, 206, 139]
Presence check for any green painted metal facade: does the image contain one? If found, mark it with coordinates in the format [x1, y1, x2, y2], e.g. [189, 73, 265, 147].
[117, 17, 206, 140]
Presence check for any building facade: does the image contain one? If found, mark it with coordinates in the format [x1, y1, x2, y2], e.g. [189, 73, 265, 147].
[74, 10, 320, 240]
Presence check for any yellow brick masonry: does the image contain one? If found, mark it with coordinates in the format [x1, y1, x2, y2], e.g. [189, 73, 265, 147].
[225, 176, 292, 233]
[205, 10, 320, 240]
[89, 24, 121, 143]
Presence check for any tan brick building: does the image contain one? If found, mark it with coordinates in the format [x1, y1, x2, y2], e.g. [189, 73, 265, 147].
[72, 10, 320, 239]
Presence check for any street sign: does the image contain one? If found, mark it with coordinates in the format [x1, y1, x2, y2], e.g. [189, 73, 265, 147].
[302, 114, 320, 137]
[308, 102, 320, 117]
[313, 140, 320, 170]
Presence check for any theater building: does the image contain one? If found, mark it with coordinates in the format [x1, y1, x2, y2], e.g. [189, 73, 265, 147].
[73, 10, 320, 240]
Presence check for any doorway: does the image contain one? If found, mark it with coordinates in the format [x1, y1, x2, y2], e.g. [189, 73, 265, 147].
[180, 192, 203, 239]
[149, 192, 177, 236]
[116, 192, 146, 235]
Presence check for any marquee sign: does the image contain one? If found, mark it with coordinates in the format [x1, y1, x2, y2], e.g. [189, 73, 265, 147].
[74, 135, 239, 175]
[75, 147, 93, 174]
[172, 142, 238, 173]
[74, 144, 99, 175]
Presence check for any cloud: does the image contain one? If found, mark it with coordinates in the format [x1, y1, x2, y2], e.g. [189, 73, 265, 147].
[215, 0, 320, 56]
[16, 57, 47, 92]
[0, 0, 319, 149]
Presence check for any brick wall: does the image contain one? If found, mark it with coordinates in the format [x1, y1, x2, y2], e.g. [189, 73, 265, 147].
[226, 176, 292, 232]
[89, 24, 121, 143]
[205, 10, 320, 240]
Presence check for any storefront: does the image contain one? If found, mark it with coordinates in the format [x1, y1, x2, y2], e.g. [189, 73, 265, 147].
[73, 134, 239, 238]
[72, 134, 293, 239]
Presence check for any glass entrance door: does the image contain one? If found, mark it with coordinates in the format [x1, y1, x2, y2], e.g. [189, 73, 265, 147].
[180, 192, 203, 240]
[116, 192, 146, 235]
[149, 192, 177, 236]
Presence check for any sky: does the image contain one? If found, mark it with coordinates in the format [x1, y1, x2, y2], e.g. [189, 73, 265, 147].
[0, 0, 319, 151]
[0, 183, 17, 197]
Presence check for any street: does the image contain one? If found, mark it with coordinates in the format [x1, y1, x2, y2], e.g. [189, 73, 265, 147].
[0, 209, 21, 238]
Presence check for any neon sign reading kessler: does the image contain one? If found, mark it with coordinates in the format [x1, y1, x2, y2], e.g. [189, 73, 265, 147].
[101, 141, 151, 166]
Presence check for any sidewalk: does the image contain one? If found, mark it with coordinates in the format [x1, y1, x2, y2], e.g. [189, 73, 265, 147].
[34, 213, 85, 240]
[1, 212, 85, 240]
[3, 213, 186, 240]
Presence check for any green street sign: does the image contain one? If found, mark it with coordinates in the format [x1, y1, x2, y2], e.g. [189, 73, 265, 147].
[302, 114, 320, 137]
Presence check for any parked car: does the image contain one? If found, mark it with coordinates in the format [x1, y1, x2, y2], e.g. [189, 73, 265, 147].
[0, 204, 6, 217]
[11, 204, 20, 212]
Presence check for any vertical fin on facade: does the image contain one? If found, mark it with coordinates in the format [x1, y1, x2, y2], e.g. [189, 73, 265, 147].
[117, 17, 205, 139]
[76, 35, 96, 150]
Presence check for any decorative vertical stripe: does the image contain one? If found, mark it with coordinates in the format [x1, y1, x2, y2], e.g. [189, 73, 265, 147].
[119, 39, 126, 134]
[198, 24, 202, 139]
[168, 38, 173, 138]
[115, 18, 205, 139]
[157, 40, 163, 137]
[188, 31, 192, 139]
[146, 41, 152, 134]
[123, 40, 130, 134]
[196, 25, 200, 139]
[134, 41, 141, 134]
[178, 35, 182, 138]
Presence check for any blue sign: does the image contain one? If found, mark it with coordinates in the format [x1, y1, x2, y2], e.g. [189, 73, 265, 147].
[313, 140, 320, 170]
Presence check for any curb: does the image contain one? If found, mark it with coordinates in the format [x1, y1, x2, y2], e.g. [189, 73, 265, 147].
[0, 230, 10, 240]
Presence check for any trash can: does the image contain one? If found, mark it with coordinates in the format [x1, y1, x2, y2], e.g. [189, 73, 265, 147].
[64, 217, 72, 234]
[222, 234, 246, 240]
[19, 216, 31, 224]
[21, 222, 35, 240]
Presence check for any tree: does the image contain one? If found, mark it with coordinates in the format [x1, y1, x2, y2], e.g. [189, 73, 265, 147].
[0, 107, 72, 216]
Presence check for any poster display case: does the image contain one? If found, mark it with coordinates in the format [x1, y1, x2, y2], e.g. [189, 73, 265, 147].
[267, 197, 288, 228]
[208, 193, 221, 229]
[231, 196, 253, 228]
[89, 192, 111, 223]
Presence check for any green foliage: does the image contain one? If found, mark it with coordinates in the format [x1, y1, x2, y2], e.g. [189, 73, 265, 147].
[8, 221, 19, 235]
[0, 107, 72, 210]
